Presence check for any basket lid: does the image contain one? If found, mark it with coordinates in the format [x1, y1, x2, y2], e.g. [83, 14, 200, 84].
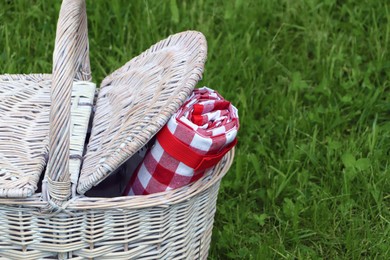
[0, 75, 95, 198]
[77, 31, 207, 194]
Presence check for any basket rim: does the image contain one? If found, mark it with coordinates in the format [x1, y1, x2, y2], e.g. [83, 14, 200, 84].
[0, 149, 234, 212]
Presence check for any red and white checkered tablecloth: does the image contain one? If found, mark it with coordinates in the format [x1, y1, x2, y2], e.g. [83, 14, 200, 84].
[124, 87, 239, 195]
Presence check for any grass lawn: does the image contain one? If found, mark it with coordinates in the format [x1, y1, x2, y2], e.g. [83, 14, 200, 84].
[1, 0, 389, 258]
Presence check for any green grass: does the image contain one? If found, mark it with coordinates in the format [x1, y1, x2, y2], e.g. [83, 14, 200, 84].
[1, 0, 390, 258]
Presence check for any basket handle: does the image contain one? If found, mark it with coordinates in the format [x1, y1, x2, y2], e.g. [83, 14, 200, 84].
[43, 0, 91, 209]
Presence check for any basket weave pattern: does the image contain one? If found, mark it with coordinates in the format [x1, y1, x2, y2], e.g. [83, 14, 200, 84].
[0, 152, 232, 259]
[0, 0, 234, 258]
[78, 31, 207, 195]
[0, 75, 50, 198]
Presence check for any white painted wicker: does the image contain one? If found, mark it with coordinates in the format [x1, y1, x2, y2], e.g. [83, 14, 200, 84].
[78, 30, 207, 194]
[0, 0, 235, 259]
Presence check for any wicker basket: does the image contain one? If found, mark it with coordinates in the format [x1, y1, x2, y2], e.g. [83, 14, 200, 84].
[0, 0, 235, 259]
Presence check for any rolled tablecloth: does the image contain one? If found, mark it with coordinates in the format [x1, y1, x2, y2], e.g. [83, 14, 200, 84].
[124, 87, 239, 195]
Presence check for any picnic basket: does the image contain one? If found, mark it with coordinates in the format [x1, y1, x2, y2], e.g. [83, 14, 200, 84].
[0, 0, 235, 259]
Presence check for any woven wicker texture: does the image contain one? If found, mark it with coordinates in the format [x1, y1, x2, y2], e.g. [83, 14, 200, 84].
[0, 75, 94, 199]
[78, 31, 207, 194]
[68, 82, 96, 197]
[0, 0, 235, 258]
[44, 0, 91, 208]
[0, 150, 233, 259]
[0, 75, 50, 198]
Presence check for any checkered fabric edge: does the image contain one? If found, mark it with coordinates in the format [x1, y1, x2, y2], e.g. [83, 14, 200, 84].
[124, 87, 239, 195]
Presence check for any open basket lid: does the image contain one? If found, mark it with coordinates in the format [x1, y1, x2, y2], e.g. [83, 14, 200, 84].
[77, 31, 207, 194]
[0, 75, 95, 198]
